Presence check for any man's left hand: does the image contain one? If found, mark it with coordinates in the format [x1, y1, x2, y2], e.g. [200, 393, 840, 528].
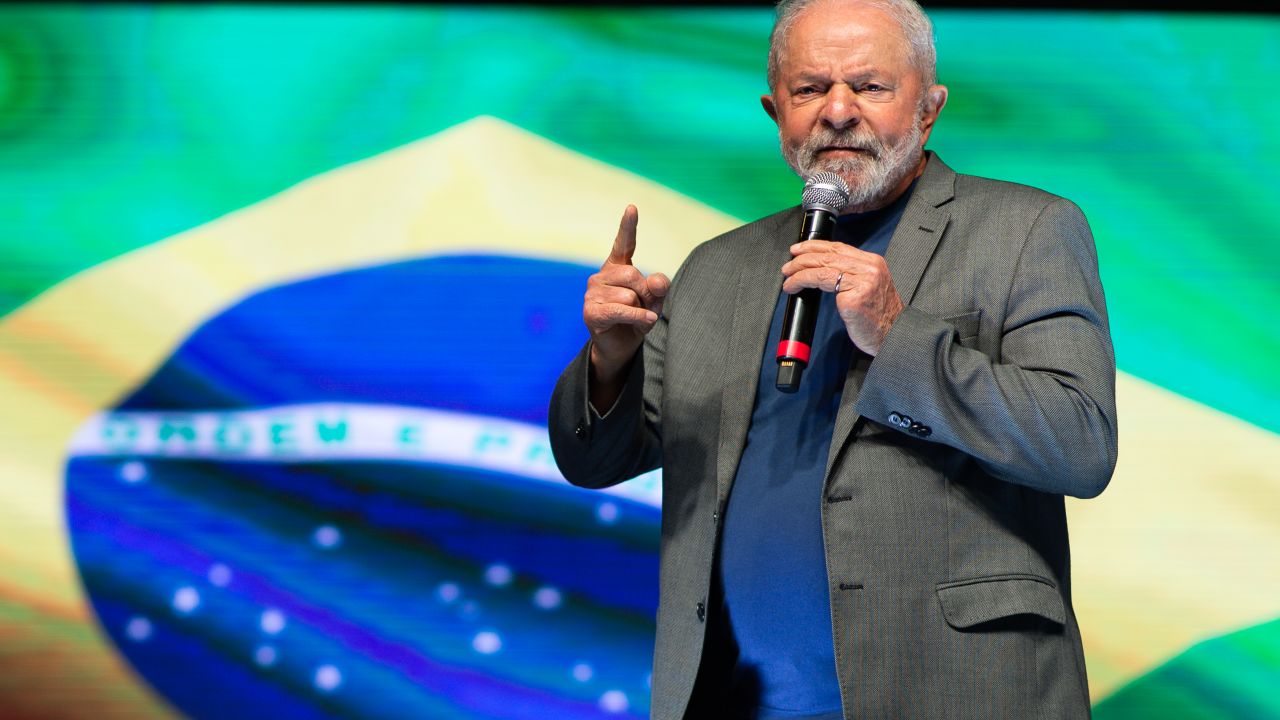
[781, 240, 904, 356]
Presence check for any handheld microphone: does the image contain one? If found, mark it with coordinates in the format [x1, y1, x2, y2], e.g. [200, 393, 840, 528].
[776, 171, 851, 393]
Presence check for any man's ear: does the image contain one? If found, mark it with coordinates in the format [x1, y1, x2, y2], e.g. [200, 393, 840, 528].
[919, 84, 948, 144]
[760, 94, 780, 125]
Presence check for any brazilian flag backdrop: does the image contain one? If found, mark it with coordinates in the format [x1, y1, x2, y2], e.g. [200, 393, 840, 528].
[1, 3, 1277, 719]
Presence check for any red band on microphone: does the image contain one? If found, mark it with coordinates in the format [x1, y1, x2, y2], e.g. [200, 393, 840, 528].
[777, 339, 811, 364]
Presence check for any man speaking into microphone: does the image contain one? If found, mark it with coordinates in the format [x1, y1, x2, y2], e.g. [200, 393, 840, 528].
[549, 0, 1117, 718]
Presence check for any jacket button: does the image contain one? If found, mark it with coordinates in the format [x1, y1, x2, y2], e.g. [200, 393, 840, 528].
[888, 412, 902, 426]
[712, 510, 718, 525]
[908, 421, 931, 437]
[574, 421, 586, 439]
[696, 601, 706, 622]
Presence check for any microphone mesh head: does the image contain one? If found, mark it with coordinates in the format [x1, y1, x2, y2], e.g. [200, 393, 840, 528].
[802, 171, 851, 214]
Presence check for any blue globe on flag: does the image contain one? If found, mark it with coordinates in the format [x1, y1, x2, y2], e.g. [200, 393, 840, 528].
[65, 254, 662, 719]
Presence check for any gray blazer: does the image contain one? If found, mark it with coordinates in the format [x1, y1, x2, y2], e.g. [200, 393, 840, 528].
[549, 153, 1117, 719]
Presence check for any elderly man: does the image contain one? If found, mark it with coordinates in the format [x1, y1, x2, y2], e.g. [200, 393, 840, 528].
[549, 0, 1117, 717]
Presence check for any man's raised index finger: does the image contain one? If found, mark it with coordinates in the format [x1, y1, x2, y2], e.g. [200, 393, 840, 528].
[608, 205, 639, 266]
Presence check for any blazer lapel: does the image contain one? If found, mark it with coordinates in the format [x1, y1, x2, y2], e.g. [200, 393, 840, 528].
[714, 208, 798, 504]
[881, 154, 955, 306]
[824, 153, 956, 477]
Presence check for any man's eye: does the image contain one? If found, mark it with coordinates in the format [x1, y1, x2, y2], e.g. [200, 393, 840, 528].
[795, 86, 820, 96]
[862, 84, 887, 93]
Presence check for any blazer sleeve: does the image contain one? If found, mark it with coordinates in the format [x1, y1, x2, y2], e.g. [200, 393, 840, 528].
[547, 275, 672, 490]
[854, 197, 1118, 498]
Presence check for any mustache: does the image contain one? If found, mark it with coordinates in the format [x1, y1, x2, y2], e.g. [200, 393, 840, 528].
[796, 127, 885, 159]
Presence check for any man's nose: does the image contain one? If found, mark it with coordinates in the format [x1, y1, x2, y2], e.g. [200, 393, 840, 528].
[820, 85, 860, 130]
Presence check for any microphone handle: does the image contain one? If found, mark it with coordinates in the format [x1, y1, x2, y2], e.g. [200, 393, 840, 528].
[776, 209, 838, 393]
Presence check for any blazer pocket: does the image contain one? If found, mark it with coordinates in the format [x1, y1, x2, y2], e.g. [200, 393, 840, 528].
[943, 309, 981, 342]
[936, 574, 1065, 629]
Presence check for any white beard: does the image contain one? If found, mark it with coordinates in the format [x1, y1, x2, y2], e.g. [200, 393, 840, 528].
[781, 115, 924, 212]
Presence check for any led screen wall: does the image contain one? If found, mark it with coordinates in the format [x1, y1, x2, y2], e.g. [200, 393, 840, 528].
[0, 4, 1277, 719]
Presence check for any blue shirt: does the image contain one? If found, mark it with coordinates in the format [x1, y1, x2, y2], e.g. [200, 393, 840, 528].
[715, 184, 915, 719]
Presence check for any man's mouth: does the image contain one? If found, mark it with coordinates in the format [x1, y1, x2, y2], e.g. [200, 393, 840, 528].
[820, 146, 870, 154]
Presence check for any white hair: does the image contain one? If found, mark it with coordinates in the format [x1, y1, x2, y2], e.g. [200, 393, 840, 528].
[767, 0, 938, 97]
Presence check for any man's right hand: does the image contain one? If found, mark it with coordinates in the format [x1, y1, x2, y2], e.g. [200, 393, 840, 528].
[584, 205, 670, 412]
